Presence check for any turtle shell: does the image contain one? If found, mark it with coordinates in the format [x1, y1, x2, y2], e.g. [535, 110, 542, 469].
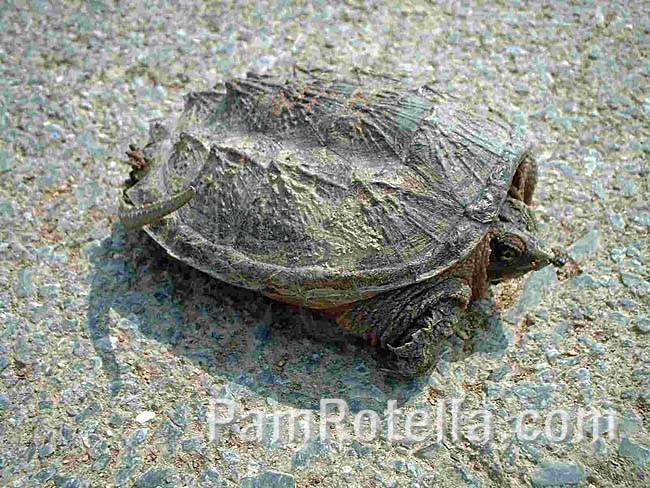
[126, 74, 531, 308]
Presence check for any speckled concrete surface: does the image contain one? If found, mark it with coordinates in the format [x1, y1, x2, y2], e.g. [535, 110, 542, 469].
[1, 1, 648, 487]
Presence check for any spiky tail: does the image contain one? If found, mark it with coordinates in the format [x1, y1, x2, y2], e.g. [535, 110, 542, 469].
[120, 186, 196, 229]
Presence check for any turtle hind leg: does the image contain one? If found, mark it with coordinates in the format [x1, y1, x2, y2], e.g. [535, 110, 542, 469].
[125, 144, 147, 170]
[123, 144, 152, 188]
[120, 186, 196, 229]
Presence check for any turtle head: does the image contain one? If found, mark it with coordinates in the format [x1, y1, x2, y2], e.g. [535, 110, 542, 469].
[487, 197, 553, 282]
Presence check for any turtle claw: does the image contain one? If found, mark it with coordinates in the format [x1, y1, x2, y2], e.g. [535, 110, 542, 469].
[386, 328, 436, 376]
[386, 315, 455, 376]
[125, 144, 148, 170]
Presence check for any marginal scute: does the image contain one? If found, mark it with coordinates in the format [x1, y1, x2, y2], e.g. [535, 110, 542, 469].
[465, 188, 498, 224]
[125, 73, 533, 307]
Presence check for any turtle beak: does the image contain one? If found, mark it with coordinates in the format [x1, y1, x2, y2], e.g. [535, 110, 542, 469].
[531, 248, 553, 270]
[488, 244, 554, 283]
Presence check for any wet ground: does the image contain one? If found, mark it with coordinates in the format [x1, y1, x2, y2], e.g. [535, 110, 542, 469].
[1, 1, 648, 487]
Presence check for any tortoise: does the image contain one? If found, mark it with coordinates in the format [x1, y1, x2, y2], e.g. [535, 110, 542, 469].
[120, 73, 562, 376]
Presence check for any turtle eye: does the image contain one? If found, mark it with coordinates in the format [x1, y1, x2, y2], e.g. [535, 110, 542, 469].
[494, 241, 522, 264]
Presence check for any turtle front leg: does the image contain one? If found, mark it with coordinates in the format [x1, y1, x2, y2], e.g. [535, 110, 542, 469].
[384, 296, 465, 375]
[509, 154, 537, 205]
[336, 279, 472, 376]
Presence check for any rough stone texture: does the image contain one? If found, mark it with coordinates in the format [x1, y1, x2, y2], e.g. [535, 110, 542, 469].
[0, 1, 648, 487]
[531, 462, 585, 487]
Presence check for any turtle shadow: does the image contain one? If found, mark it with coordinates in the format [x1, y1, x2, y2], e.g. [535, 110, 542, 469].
[86, 225, 510, 412]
